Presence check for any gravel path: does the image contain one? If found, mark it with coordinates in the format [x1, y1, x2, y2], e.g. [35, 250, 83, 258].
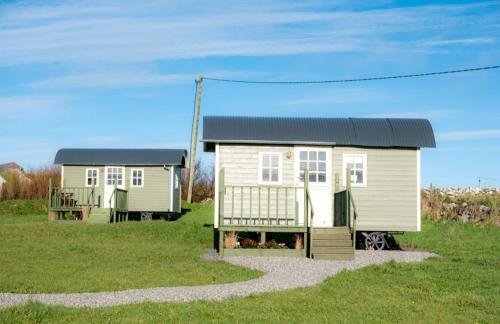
[0, 250, 435, 309]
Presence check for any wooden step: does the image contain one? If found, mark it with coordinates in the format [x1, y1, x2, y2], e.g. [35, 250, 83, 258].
[313, 227, 350, 234]
[312, 246, 354, 254]
[313, 253, 355, 261]
[313, 239, 353, 247]
[314, 233, 352, 240]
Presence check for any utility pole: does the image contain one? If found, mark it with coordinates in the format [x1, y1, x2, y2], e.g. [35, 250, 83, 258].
[187, 76, 204, 203]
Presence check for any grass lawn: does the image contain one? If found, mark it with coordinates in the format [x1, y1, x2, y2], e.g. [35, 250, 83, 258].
[1, 201, 499, 323]
[0, 201, 260, 293]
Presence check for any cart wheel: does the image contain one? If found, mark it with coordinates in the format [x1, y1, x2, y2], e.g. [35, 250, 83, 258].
[365, 232, 386, 250]
[140, 212, 153, 221]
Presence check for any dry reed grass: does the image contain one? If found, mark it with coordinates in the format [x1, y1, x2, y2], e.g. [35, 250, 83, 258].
[294, 234, 303, 250]
[224, 232, 239, 249]
[0, 166, 60, 200]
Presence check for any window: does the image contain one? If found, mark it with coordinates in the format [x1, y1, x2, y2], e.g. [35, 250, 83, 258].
[175, 170, 179, 189]
[259, 152, 281, 184]
[343, 154, 367, 187]
[130, 169, 144, 187]
[106, 167, 123, 186]
[85, 168, 99, 187]
[299, 150, 327, 183]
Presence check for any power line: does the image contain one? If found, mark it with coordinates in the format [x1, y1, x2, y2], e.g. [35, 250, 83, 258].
[204, 65, 499, 84]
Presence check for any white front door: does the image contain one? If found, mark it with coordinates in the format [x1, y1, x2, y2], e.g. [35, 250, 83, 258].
[294, 147, 332, 227]
[104, 166, 125, 208]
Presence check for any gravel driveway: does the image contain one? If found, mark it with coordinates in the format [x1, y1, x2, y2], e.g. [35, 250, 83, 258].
[0, 250, 435, 309]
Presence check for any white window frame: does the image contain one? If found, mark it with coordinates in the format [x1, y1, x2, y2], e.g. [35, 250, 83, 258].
[258, 152, 282, 185]
[130, 168, 144, 188]
[342, 153, 367, 187]
[297, 148, 329, 186]
[106, 166, 125, 187]
[85, 168, 99, 187]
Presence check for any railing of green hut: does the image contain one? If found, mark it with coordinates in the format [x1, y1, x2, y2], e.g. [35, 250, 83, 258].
[217, 168, 314, 228]
[109, 184, 128, 222]
[48, 178, 99, 210]
[333, 168, 358, 248]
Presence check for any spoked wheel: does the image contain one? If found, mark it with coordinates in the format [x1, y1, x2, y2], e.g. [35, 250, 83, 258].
[365, 232, 386, 250]
[140, 212, 153, 221]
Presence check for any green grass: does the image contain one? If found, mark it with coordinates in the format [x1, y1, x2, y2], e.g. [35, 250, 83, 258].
[0, 202, 260, 293]
[1, 202, 499, 323]
[0, 199, 47, 224]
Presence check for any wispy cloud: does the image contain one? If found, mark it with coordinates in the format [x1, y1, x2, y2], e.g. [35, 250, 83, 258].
[416, 37, 496, 47]
[437, 129, 500, 141]
[30, 69, 254, 89]
[368, 109, 452, 120]
[281, 88, 391, 106]
[0, 94, 69, 114]
[0, 1, 498, 65]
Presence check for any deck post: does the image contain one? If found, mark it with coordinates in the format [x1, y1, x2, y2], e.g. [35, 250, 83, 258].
[260, 232, 266, 245]
[346, 168, 351, 227]
[113, 183, 117, 223]
[219, 230, 224, 258]
[219, 168, 225, 228]
[304, 169, 309, 228]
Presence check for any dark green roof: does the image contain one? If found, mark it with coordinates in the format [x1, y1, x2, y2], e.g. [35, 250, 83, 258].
[54, 149, 187, 166]
[203, 116, 436, 149]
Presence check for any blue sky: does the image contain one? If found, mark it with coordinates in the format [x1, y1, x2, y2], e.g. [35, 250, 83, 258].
[0, 0, 499, 188]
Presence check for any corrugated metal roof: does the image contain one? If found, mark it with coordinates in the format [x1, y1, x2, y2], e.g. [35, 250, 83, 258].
[202, 116, 436, 149]
[54, 149, 187, 166]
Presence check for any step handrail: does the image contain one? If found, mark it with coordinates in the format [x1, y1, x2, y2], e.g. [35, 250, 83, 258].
[346, 168, 357, 248]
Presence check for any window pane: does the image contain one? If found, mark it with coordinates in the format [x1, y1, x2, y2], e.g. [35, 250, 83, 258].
[300, 151, 307, 160]
[354, 156, 363, 164]
[263, 154, 270, 167]
[346, 162, 354, 169]
[309, 173, 317, 182]
[262, 169, 270, 181]
[271, 169, 278, 182]
[271, 155, 279, 167]
[299, 172, 304, 182]
[138, 179, 142, 186]
[300, 162, 307, 170]
[309, 151, 317, 160]
[309, 161, 317, 171]
[133, 178, 137, 186]
[318, 151, 326, 161]
[318, 162, 326, 171]
[355, 170, 363, 183]
[318, 173, 326, 182]
[92, 170, 97, 177]
[133, 170, 137, 177]
[88, 178, 92, 185]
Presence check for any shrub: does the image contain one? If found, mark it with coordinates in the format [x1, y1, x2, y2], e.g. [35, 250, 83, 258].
[181, 160, 214, 202]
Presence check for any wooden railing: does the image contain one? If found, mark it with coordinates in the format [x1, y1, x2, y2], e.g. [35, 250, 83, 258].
[109, 184, 128, 222]
[48, 178, 99, 210]
[218, 168, 314, 228]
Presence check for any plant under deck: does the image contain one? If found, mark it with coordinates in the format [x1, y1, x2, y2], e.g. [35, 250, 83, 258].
[0, 204, 499, 322]
[0, 202, 260, 294]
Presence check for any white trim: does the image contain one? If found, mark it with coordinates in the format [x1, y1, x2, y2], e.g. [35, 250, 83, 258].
[169, 166, 174, 212]
[85, 168, 99, 187]
[294, 147, 330, 187]
[214, 143, 220, 228]
[177, 168, 181, 212]
[257, 152, 283, 185]
[104, 166, 125, 187]
[61, 165, 64, 188]
[342, 153, 368, 187]
[417, 149, 421, 231]
[130, 168, 144, 188]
